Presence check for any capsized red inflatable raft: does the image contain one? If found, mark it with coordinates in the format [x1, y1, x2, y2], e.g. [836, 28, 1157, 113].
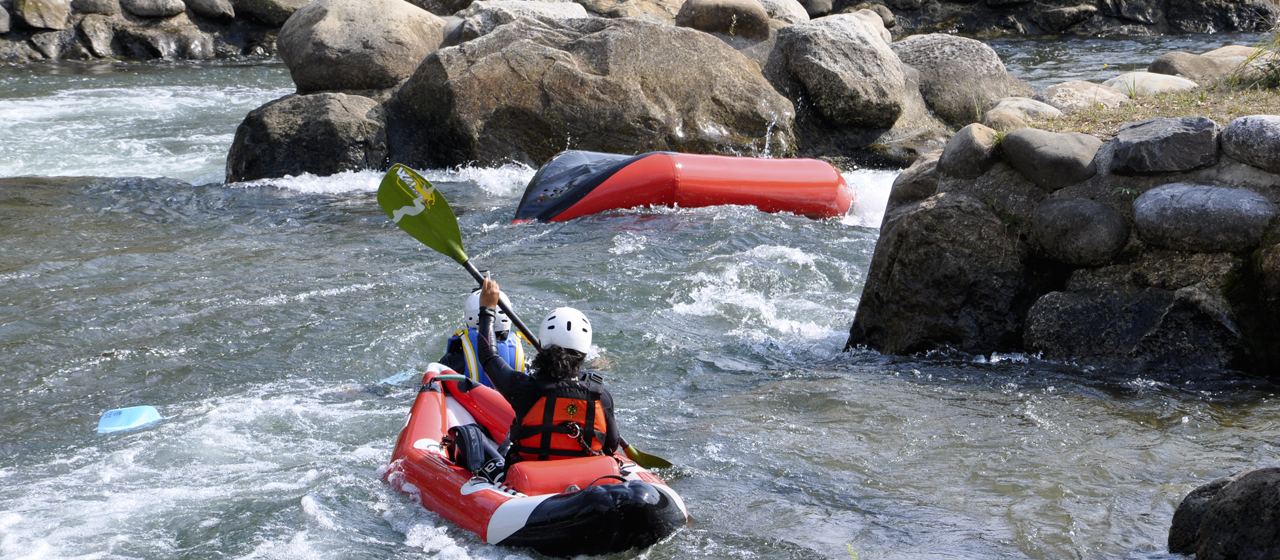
[384, 364, 688, 557]
[513, 151, 853, 223]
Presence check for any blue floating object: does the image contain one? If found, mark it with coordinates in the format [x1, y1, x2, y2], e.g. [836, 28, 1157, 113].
[97, 406, 162, 434]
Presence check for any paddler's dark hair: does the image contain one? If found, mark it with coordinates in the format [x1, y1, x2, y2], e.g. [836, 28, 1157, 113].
[533, 344, 586, 380]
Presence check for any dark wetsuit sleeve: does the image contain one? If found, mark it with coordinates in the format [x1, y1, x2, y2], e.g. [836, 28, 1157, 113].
[478, 307, 540, 414]
[599, 385, 620, 455]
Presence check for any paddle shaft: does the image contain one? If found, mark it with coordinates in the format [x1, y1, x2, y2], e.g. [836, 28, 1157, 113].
[462, 261, 542, 351]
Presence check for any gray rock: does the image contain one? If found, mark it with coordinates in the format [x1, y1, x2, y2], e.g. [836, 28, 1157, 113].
[1173, 468, 1280, 560]
[1169, 471, 1248, 554]
[15, 0, 70, 29]
[1263, 243, 1280, 302]
[988, 96, 1062, 123]
[120, 0, 184, 16]
[776, 14, 905, 128]
[387, 17, 796, 168]
[226, 93, 387, 182]
[279, 0, 446, 94]
[1221, 115, 1280, 174]
[78, 14, 115, 57]
[759, 0, 808, 24]
[846, 191, 1030, 354]
[892, 33, 1034, 127]
[937, 160, 1046, 239]
[454, 0, 587, 42]
[231, 0, 309, 26]
[885, 148, 940, 216]
[1025, 251, 1246, 369]
[0, 6, 10, 33]
[1103, 71, 1199, 97]
[1035, 80, 1131, 111]
[797, 0, 829, 17]
[1133, 183, 1278, 253]
[1030, 4, 1097, 33]
[1002, 128, 1102, 191]
[846, 8, 890, 43]
[184, 0, 234, 19]
[676, 0, 771, 40]
[30, 28, 75, 59]
[71, 0, 118, 15]
[1148, 51, 1241, 87]
[115, 18, 215, 60]
[1109, 117, 1220, 176]
[1097, 0, 1157, 23]
[576, 0, 683, 23]
[1031, 197, 1128, 266]
[937, 123, 999, 180]
[980, 108, 1027, 132]
[845, 2, 893, 27]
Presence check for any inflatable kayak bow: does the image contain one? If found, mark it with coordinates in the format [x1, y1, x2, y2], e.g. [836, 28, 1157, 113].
[384, 364, 688, 557]
[513, 151, 854, 223]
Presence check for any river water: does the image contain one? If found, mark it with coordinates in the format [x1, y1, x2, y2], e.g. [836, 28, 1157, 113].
[2, 34, 1278, 560]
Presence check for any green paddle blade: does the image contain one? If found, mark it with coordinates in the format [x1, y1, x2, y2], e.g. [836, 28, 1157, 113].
[378, 164, 468, 265]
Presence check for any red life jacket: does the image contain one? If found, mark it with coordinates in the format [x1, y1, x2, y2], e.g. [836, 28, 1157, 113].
[511, 372, 608, 461]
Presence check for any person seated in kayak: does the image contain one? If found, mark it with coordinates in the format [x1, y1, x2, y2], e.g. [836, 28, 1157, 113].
[475, 278, 620, 461]
[439, 288, 530, 388]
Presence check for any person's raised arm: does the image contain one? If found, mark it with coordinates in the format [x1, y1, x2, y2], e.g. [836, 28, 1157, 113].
[476, 278, 524, 397]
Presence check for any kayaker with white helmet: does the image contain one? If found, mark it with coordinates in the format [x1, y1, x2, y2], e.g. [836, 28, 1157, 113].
[439, 287, 529, 388]
[475, 277, 620, 461]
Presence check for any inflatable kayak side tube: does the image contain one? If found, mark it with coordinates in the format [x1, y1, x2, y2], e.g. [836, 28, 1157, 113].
[495, 480, 687, 557]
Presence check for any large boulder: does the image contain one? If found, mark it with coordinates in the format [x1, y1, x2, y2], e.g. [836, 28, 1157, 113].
[775, 14, 906, 128]
[1102, 71, 1198, 97]
[675, 0, 771, 40]
[1035, 80, 1131, 112]
[1030, 197, 1128, 267]
[884, 148, 940, 215]
[891, 33, 1034, 127]
[980, 108, 1027, 132]
[279, 0, 446, 94]
[1221, 115, 1280, 174]
[120, 0, 185, 17]
[226, 93, 388, 182]
[1133, 183, 1277, 253]
[846, 192, 1030, 354]
[454, 0, 587, 42]
[987, 96, 1061, 123]
[14, 0, 70, 29]
[1029, 4, 1096, 33]
[1171, 468, 1280, 560]
[1109, 117, 1220, 176]
[78, 14, 115, 57]
[232, 0, 310, 26]
[1001, 128, 1103, 191]
[387, 17, 796, 168]
[1024, 251, 1248, 370]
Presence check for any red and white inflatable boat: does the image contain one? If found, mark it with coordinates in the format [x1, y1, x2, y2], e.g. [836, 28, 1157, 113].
[513, 151, 854, 223]
[384, 364, 688, 556]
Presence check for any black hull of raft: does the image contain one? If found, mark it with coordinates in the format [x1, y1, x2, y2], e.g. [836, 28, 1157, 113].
[513, 150, 854, 223]
[502, 480, 687, 556]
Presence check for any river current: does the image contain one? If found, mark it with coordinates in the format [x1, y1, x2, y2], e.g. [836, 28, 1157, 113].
[2, 34, 1278, 560]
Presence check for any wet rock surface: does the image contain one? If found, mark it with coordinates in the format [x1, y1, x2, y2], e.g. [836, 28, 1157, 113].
[1170, 468, 1280, 560]
[1109, 117, 1220, 176]
[226, 92, 387, 182]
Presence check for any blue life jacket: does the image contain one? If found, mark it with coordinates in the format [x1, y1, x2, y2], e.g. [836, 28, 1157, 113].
[450, 328, 527, 388]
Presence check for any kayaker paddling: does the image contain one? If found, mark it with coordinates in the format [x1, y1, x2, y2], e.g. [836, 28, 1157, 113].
[475, 278, 621, 462]
[439, 287, 530, 388]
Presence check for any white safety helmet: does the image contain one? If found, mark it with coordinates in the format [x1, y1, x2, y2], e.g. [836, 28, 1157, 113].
[465, 290, 512, 332]
[539, 307, 592, 354]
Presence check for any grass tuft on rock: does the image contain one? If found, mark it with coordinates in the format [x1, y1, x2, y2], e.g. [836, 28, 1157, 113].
[1035, 27, 1280, 140]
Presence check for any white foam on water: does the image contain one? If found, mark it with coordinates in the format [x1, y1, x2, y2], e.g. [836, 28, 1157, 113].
[841, 169, 899, 228]
[231, 170, 385, 194]
[420, 163, 536, 197]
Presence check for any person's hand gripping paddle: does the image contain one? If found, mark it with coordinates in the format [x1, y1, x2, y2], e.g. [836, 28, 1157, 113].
[377, 164, 673, 470]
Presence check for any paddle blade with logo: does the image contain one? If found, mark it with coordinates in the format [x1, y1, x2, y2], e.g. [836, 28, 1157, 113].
[378, 164, 468, 265]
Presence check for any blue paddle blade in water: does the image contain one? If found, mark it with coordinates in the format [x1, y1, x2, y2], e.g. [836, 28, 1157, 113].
[97, 406, 162, 434]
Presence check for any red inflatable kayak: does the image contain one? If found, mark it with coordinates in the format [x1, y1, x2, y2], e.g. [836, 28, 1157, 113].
[513, 151, 854, 222]
[383, 364, 688, 556]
